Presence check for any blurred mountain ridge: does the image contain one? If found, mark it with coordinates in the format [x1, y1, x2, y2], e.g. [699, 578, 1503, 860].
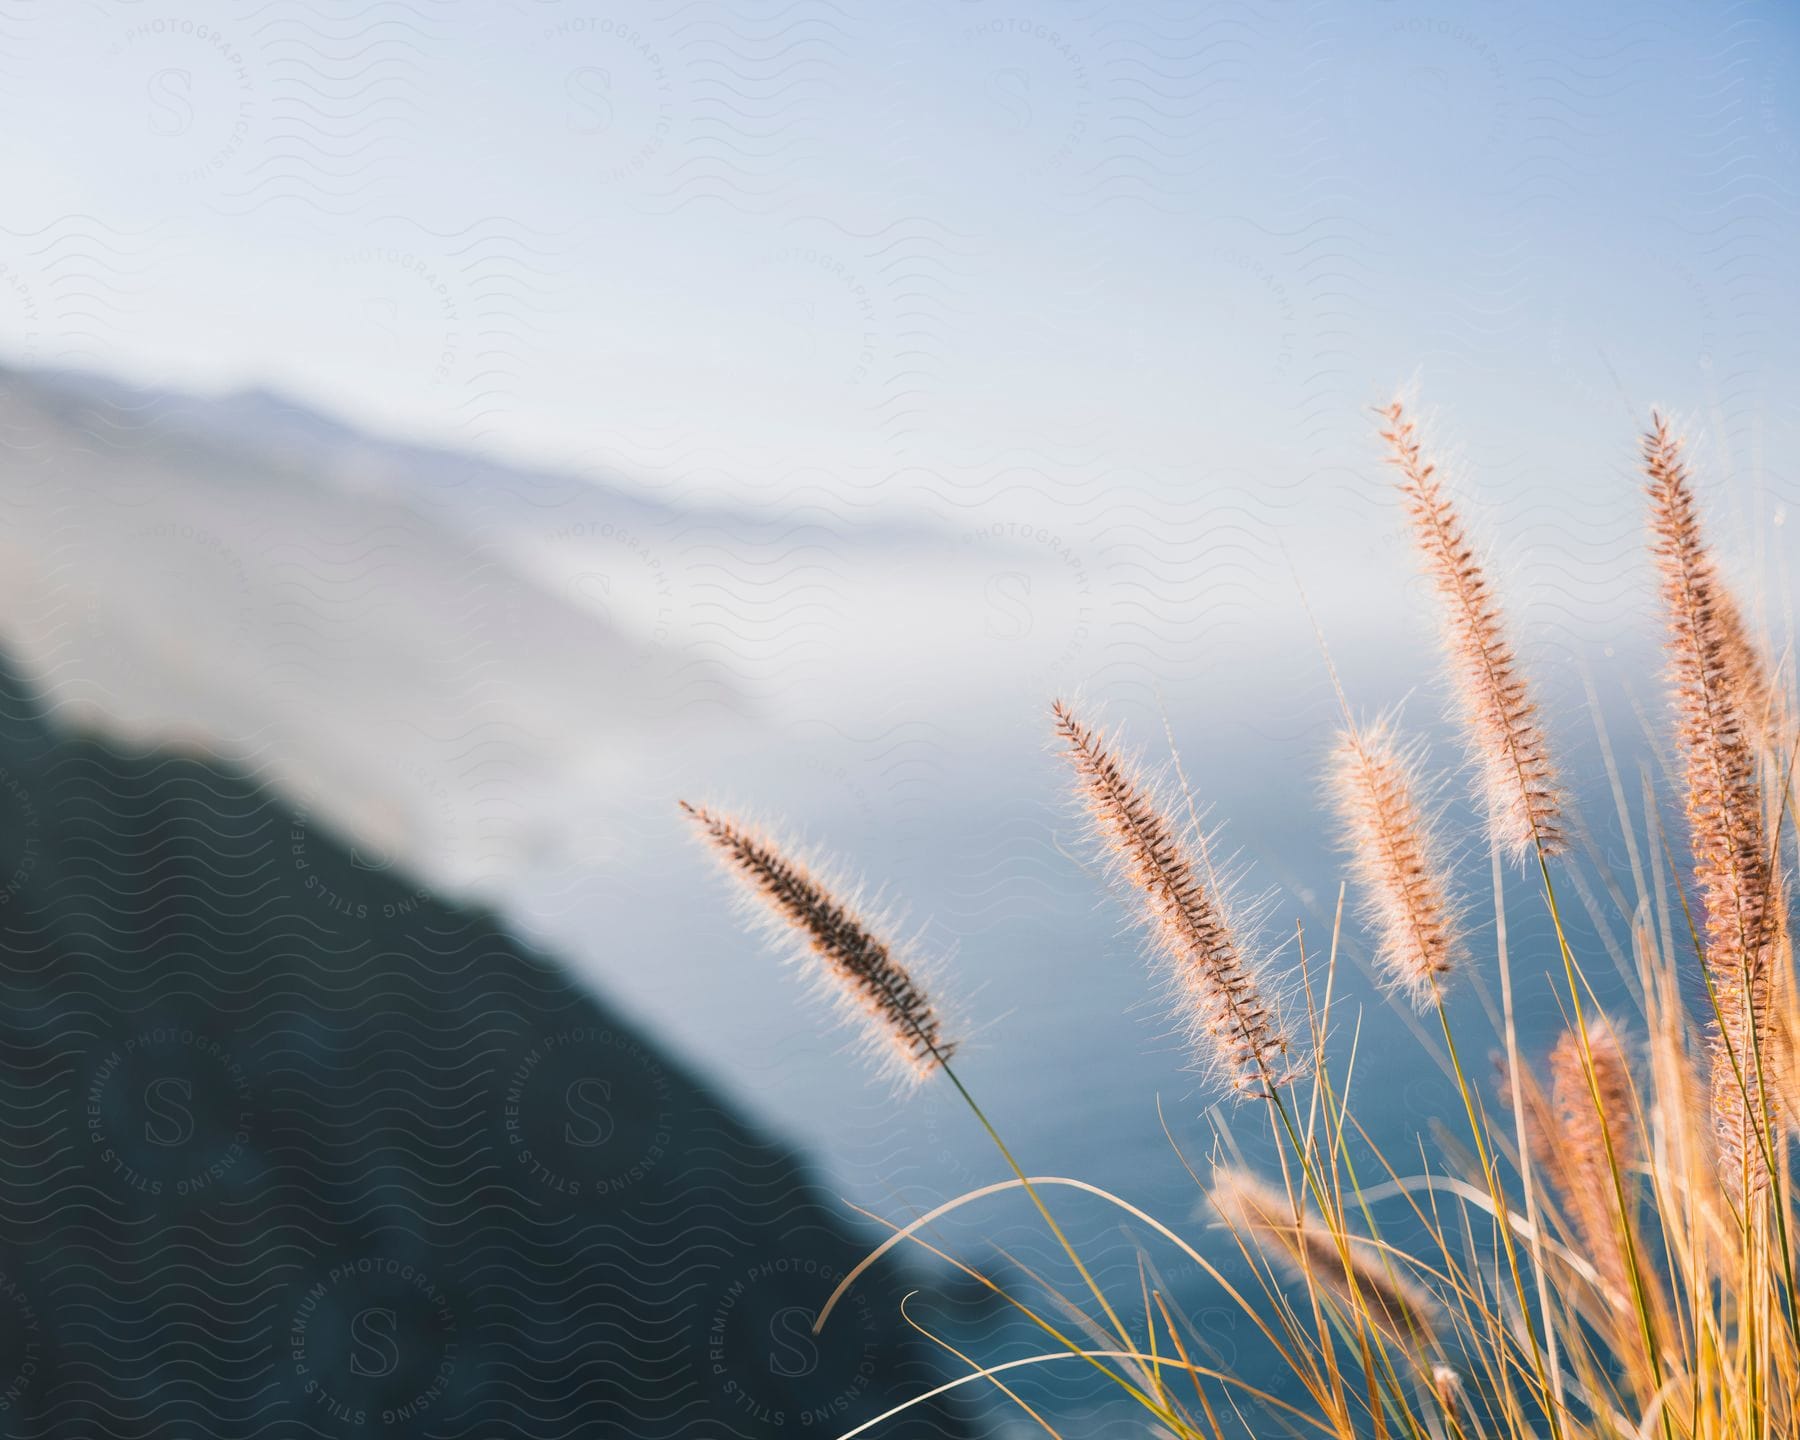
[0, 641, 967, 1438]
[13, 364, 961, 543]
[0, 364, 1029, 912]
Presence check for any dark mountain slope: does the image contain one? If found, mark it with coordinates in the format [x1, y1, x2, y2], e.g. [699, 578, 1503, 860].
[0, 652, 962, 1439]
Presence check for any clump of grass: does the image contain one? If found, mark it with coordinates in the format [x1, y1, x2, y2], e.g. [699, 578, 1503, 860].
[684, 403, 1799, 1440]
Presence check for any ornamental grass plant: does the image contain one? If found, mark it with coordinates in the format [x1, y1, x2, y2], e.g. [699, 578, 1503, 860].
[685, 404, 1800, 1440]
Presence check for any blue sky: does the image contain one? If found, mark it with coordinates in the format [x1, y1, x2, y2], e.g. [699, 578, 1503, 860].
[4, 0, 1795, 505]
[3, 0, 1798, 692]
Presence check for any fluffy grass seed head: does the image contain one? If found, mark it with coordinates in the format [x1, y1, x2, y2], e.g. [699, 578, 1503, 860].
[1051, 700, 1304, 1099]
[680, 801, 957, 1085]
[1716, 588, 1778, 739]
[1381, 400, 1565, 863]
[1546, 1019, 1643, 1305]
[1643, 414, 1781, 1188]
[1328, 719, 1465, 1011]
[1211, 1167, 1442, 1352]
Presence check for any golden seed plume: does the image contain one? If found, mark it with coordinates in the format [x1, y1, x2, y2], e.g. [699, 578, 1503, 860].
[1211, 1167, 1441, 1350]
[1546, 1021, 1643, 1306]
[680, 801, 956, 1083]
[1051, 701, 1302, 1097]
[1643, 414, 1780, 1187]
[1716, 589, 1778, 738]
[1380, 400, 1564, 862]
[1328, 721, 1464, 1010]
[1499, 1055, 1566, 1198]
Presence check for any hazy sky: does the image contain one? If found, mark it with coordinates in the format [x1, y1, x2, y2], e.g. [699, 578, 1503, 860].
[3, 0, 1795, 506]
[3, 0, 1799, 717]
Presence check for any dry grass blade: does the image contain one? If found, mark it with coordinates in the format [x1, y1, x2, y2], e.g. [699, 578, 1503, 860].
[1052, 700, 1302, 1097]
[1328, 720, 1464, 1010]
[1381, 400, 1564, 862]
[1643, 414, 1780, 1187]
[680, 801, 956, 1081]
